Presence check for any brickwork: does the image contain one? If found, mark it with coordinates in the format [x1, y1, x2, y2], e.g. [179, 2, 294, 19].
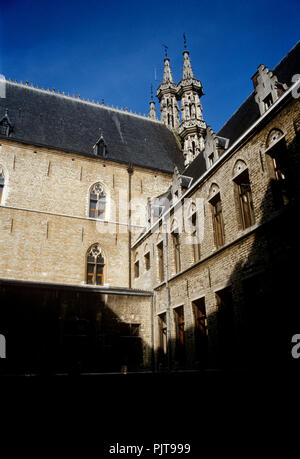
[133, 95, 300, 369]
[0, 140, 172, 287]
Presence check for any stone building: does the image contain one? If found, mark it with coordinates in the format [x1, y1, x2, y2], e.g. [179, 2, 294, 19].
[0, 41, 299, 374]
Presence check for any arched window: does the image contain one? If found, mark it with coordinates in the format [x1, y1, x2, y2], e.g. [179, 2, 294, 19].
[0, 169, 4, 204]
[89, 183, 106, 219]
[232, 162, 255, 230]
[86, 244, 105, 285]
[265, 128, 289, 206]
[208, 184, 225, 248]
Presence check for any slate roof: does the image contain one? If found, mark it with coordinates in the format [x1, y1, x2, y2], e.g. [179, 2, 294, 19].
[217, 41, 300, 146]
[183, 150, 207, 184]
[0, 82, 185, 174]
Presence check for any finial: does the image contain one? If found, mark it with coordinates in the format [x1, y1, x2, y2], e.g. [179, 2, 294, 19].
[150, 84, 154, 100]
[162, 44, 168, 58]
[183, 33, 187, 49]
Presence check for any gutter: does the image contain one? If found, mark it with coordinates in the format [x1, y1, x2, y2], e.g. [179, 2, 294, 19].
[0, 277, 153, 296]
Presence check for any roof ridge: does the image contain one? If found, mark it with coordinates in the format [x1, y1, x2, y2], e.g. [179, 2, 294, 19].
[217, 40, 300, 136]
[5, 79, 163, 124]
[272, 40, 300, 74]
[216, 91, 255, 135]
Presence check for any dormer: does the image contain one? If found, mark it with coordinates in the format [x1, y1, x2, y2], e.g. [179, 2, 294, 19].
[252, 64, 287, 116]
[93, 131, 107, 157]
[203, 126, 229, 169]
[0, 109, 13, 136]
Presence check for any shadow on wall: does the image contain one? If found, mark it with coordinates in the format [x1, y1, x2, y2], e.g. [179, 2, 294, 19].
[0, 285, 151, 375]
[156, 132, 300, 371]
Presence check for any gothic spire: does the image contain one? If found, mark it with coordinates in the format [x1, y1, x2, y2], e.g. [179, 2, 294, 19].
[156, 50, 180, 129]
[162, 57, 174, 83]
[182, 50, 194, 80]
[176, 36, 206, 167]
[148, 84, 158, 120]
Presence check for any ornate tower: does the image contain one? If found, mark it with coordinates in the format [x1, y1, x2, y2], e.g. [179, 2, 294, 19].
[156, 49, 180, 129]
[176, 38, 206, 166]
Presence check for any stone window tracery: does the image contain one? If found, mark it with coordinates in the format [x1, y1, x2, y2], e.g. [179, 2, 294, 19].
[86, 244, 105, 285]
[89, 183, 106, 219]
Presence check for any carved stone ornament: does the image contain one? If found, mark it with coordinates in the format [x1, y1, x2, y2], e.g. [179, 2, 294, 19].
[88, 243, 104, 262]
[266, 128, 284, 148]
[91, 183, 105, 196]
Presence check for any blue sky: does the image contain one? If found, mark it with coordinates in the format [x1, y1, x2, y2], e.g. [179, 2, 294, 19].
[0, 0, 299, 131]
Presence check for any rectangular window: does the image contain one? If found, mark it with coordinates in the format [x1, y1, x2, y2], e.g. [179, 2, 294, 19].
[191, 212, 201, 262]
[157, 241, 164, 282]
[193, 297, 208, 366]
[215, 287, 235, 366]
[263, 93, 273, 111]
[208, 152, 214, 167]
[172, 231, 181, 273]
[174, 306, 185, 364]
[134, 260, 139, 278]
[96, 264, 104, 285]
[144, 252, 150, 271]
[89, 194, 106, 219]
[211, 194, 225, 248]
[87, 263, 95, 284]
[234, 169, 255, 229]
[89, 197, 97, 218]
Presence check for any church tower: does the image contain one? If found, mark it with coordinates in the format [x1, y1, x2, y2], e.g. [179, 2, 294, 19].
[176, 38, 206, 166]
[156, 51, 180, 129]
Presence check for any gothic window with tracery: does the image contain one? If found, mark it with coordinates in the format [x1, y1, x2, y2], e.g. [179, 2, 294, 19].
[89, 183, 106, 219]
[86, 244, 105, 285]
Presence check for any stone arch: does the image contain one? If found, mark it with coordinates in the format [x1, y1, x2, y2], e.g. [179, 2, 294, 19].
[266, 128, 284, 148]
[208, 183, 220, 201]
[232, 159, 248, 178]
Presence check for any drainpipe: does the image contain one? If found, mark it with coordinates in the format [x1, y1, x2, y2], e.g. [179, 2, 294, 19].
[162, 217, 171, 371]
[127, 164, 133, 289]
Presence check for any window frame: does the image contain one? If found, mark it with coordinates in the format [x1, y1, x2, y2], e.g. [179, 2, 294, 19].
[89, 184, 106, 220]
[171, 229, 181, 274]
[210, 193, 225, 248]
[86, 244, 105, 286]
[157, 241, 164, 283]
[234, 169, 255, 230]
[144, 251, 151, 271]
[190, 211, 201, 262]
[265, 134, 289, 207]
